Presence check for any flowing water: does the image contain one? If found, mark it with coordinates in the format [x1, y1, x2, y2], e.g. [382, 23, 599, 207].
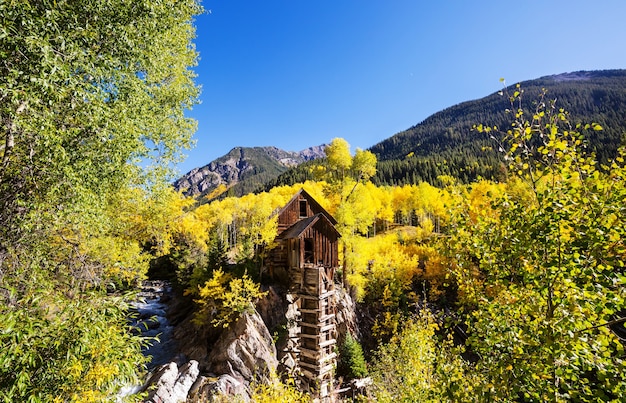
[131, 280, 179, 370]
[118, 281, 180, 400]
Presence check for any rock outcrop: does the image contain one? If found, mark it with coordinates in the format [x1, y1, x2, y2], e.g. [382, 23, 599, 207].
[187, 374, 249, 402]
[207, 310, 278, 382]
[255, 286, 288, 335]
[143, 360, 200, 403]
[335, 286, 361, 341]
[138, 308, 277, 402]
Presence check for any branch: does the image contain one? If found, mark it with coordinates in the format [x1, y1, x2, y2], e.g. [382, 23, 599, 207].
[576, 316, 626, 334]
[344, 179, 360, 204]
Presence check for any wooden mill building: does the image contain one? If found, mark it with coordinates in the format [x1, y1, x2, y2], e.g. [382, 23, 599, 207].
[267, 189, 340, 400]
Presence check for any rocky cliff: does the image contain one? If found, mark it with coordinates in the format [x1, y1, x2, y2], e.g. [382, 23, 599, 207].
[174, 145, 326, 199]
[140, 309, 278, 402]
[133, 282, 360, 402]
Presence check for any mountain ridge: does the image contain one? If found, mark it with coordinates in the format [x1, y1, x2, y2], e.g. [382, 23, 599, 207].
[369, 69, 626, 185]
[174, 145, 326, 198]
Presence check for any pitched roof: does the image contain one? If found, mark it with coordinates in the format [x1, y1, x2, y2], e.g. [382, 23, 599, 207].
[278, 215, 319, 240]
[275, 188, 338, 225]
[277, 213, 341, 240]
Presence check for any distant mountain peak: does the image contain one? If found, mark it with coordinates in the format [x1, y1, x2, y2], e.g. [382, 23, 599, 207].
[174, 145, 326, 198]
[549, 71, 594, 82]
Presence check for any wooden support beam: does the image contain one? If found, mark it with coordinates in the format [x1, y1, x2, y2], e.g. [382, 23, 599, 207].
[299, 333, 320, 340]
[299, 347, 322, 359]
[318, 363, 335, 375]
[297, 290, 335, 300]
[299, 308, 324, 314]
[299, 349, 337, 363]
[300, 367, 330, 381]
[299, 359, 335, 375]
[299, 321, 327, 329]
[319, 313, 335, 322]
[319, 352, 337, 363]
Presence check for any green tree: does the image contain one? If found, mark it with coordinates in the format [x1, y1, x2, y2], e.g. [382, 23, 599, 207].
[337, 333, 368, 380]
[454, 88, 626, 401]
[0, 1, 202, 401]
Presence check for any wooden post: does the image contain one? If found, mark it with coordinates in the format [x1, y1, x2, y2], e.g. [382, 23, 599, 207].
[296, 264, 337, 401]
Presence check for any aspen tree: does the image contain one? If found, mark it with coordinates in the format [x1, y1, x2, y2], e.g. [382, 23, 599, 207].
[453, 88, 626, 401]
[0, 1, 202, 400]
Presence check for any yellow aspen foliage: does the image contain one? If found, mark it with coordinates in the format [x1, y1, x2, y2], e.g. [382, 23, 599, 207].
[391, 184, 414, 224]
[381, 285, 395, 308]
[412, 244, 450, 301]
[193, 269, 267, 328]
[345, 231, 422, 301]
[466, 180, 506, 223]
[372, 184, 395, 226]
[249, 371, 310, 403]
[335, 180, 380, 236]
[352, 148, 378, 181]
[412, 181, 453, 229]
[204, 183, 229, 201]
[324, 137, 352, 180]
[85, 236, 150, 285]
[237, 192, 280, 250]
[370, 310, 476, 402]
[115, 185, 198, 256]
[372, 310, 402, 341]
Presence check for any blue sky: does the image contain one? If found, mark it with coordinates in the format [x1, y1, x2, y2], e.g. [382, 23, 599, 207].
[178, 0, 626, 175]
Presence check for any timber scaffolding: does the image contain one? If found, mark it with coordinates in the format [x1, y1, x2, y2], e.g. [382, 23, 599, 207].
[289, 263, 337, 400]
[266, 189, 340, 401]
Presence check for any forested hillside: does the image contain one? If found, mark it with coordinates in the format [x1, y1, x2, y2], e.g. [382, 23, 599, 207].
[371, 70, 626, 185]
[262, 70, 626, 191]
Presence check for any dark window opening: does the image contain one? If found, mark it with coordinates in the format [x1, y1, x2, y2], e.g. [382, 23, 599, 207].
[299, 200, 307, 218]
[304, 238, 314, 263]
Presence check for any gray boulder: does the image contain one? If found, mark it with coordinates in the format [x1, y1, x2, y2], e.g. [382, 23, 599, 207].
[207, 310, 278, 382]
[188, 374, 249, 402]
[143, 360, 199, 403]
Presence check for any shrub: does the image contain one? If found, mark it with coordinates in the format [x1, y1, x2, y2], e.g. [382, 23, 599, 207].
[191, 269, 267, 328]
